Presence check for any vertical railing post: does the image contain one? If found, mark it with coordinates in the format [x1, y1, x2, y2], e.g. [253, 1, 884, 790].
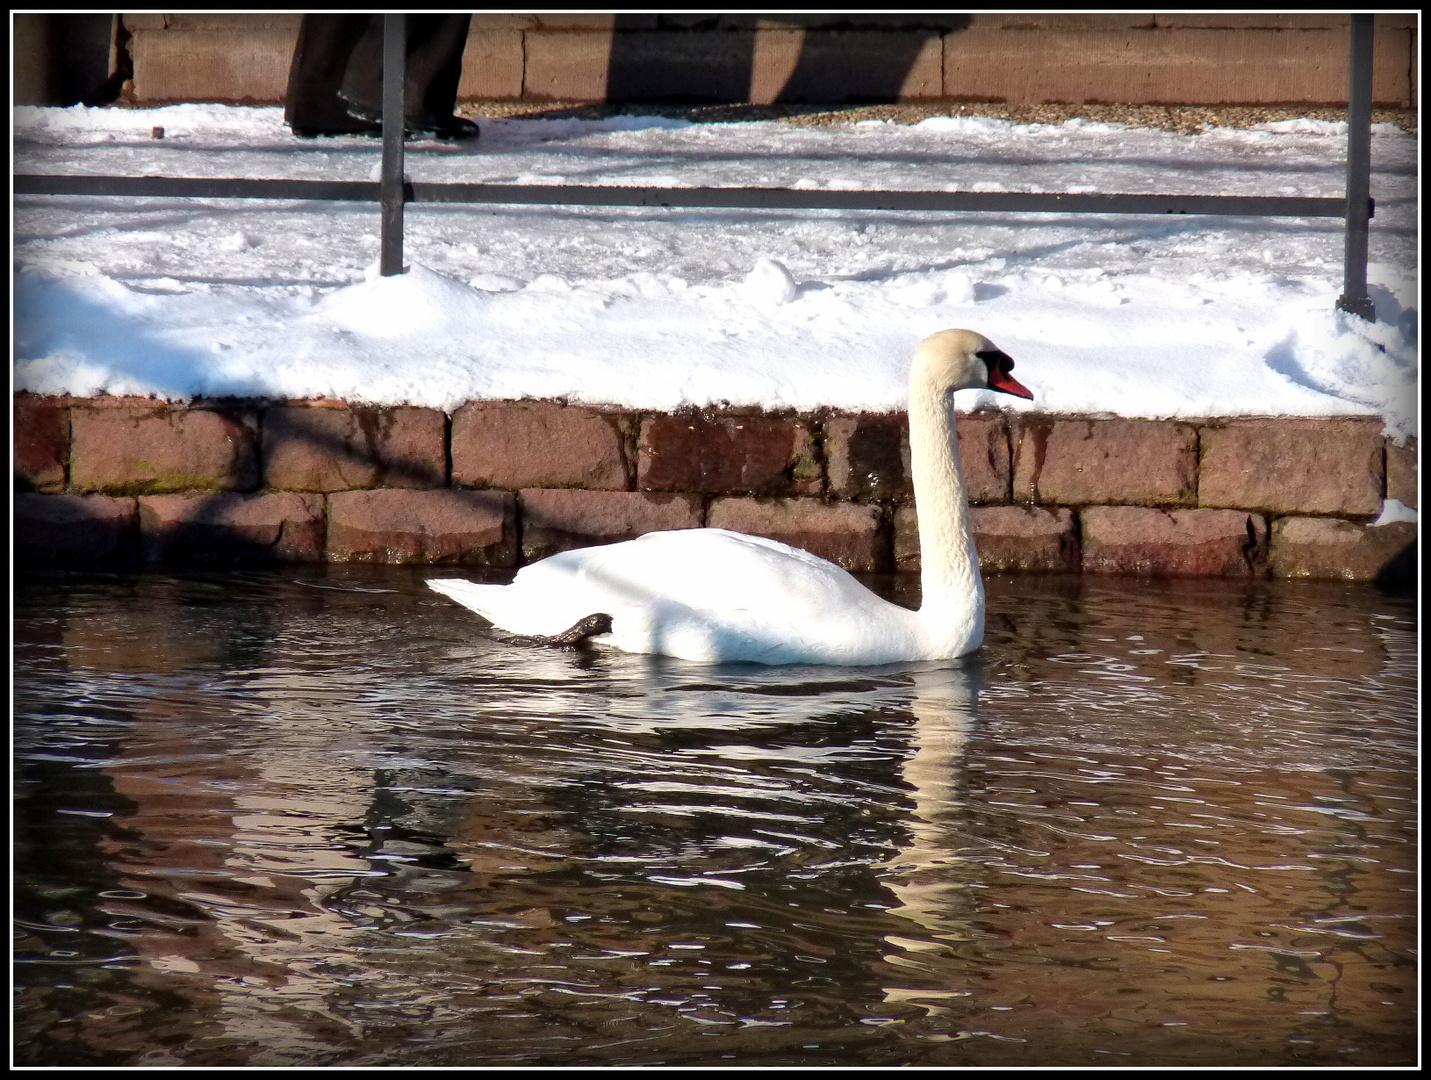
[379, 13, 406, 277]
[1337, 13, 1375, 320]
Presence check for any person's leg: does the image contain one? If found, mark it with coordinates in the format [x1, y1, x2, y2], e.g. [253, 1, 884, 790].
[336, 15, 479, 140]
[406, 14, 478, 138]
[335, 15, 386, 123]
[284, 14, 381, 136]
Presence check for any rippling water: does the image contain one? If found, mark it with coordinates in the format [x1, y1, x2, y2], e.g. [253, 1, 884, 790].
[13, 567, 1417, 1067]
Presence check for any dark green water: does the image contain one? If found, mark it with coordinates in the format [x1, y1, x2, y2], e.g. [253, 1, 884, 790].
[13, 567, 1417, 1067]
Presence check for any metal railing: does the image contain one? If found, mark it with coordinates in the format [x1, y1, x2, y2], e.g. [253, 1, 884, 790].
[379, 12, 405, 277]
[15, 14, 1380, 317]
[1337, 13, 1376, 319]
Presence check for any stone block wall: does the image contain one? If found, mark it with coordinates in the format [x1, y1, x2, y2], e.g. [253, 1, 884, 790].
[14, 13, 1413, 108]
[13, 393, 1417, 585]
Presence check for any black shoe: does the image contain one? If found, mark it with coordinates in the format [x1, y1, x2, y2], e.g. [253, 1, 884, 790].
[340, 94, 480, 141]
[339, 92, 383, 126]
[341, 105, 477, 141]
[432, 116, 480, 140]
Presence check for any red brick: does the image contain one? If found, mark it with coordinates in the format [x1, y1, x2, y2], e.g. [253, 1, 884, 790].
[707, 497, 883, 571]
[452, 401, 629, 491]
[955, 413, 1013, 505]
[1385, 438, 1417, 510]
[825, 411, 1008, 504]
[639, 413, 820, 496]
[140, 492, 324, 565]
[378, 407, 447, 487]
[519, 488, 702, 560]
[128, 26, 296, 105]
[1012, 417, 1197, 506]
[262, 405, 444, 491]
[825, 413, 907, 502]
[1081, 505, 1268, 576]
[974, 505, 1080, 572]
[522, 30, 613, 100]
[327, 489, 517, 566]
[457, 26, 524, 99]
[13, 394, 69, 492]
[1269, 516, 1417, 583]
[894, 504, 1079, 572]
[14, 493, 137, 564]
[1198, 418, 1383, 517]
[70, 404, 258, 494]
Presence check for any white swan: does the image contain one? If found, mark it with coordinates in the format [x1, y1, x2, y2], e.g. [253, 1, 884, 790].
[427, 328, 1033, 665]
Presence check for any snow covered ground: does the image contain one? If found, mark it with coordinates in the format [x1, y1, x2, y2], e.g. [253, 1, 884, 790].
[11, 104, 1419, 440]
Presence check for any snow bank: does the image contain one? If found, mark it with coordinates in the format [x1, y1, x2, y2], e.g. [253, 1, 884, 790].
[12, 105, 1419, 439]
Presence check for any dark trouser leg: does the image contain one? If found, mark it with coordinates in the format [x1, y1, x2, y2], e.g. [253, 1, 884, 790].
[405, 14, 473, 128]
[336, 15, 386, 121]
[338, 14, 475, 136]
[284, 14, 381, 136]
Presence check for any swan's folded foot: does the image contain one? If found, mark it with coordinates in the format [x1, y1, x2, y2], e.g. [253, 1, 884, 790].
[508, 612, 614, 648]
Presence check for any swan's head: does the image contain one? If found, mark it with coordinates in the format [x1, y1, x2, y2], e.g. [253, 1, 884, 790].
[912, 328, 1034, 400]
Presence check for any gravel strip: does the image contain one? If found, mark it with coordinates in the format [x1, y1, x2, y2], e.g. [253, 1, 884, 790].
[461, 99, 1417, 134]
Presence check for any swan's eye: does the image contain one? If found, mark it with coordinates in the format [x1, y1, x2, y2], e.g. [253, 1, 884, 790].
[976, 348, 1033, 399]
[975, 349, 1015, 376]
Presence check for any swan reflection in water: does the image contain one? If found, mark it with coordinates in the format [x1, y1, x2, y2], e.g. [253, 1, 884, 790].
[879, 663, 984, 1019]
[424, 642, 994, 1025]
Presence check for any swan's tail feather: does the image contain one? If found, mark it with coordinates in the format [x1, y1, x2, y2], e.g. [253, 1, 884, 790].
[426, 577, 507, 622]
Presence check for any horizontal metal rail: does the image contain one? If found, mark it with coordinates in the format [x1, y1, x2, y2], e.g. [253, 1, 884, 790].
[13, 174, 1357, 218]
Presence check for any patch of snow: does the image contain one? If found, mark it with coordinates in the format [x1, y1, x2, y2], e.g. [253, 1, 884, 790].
[943, 272, 976, 305]
[742, 258, 798, 307]
[1371, 499, 1418, 526]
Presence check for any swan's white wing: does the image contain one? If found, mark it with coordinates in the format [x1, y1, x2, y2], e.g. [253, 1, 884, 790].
[428, 529, 921, 663]
[565, 529, 897, 663]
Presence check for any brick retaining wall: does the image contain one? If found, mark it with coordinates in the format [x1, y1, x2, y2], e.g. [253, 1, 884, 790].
[14, 394, 1416, 584]
[15, 13, 1416, 109]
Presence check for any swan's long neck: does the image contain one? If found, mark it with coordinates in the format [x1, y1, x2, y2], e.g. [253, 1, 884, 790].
[907, 374, 984, 652]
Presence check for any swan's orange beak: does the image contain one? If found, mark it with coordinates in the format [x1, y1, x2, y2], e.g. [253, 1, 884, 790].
[979, 350, 1035, 399]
